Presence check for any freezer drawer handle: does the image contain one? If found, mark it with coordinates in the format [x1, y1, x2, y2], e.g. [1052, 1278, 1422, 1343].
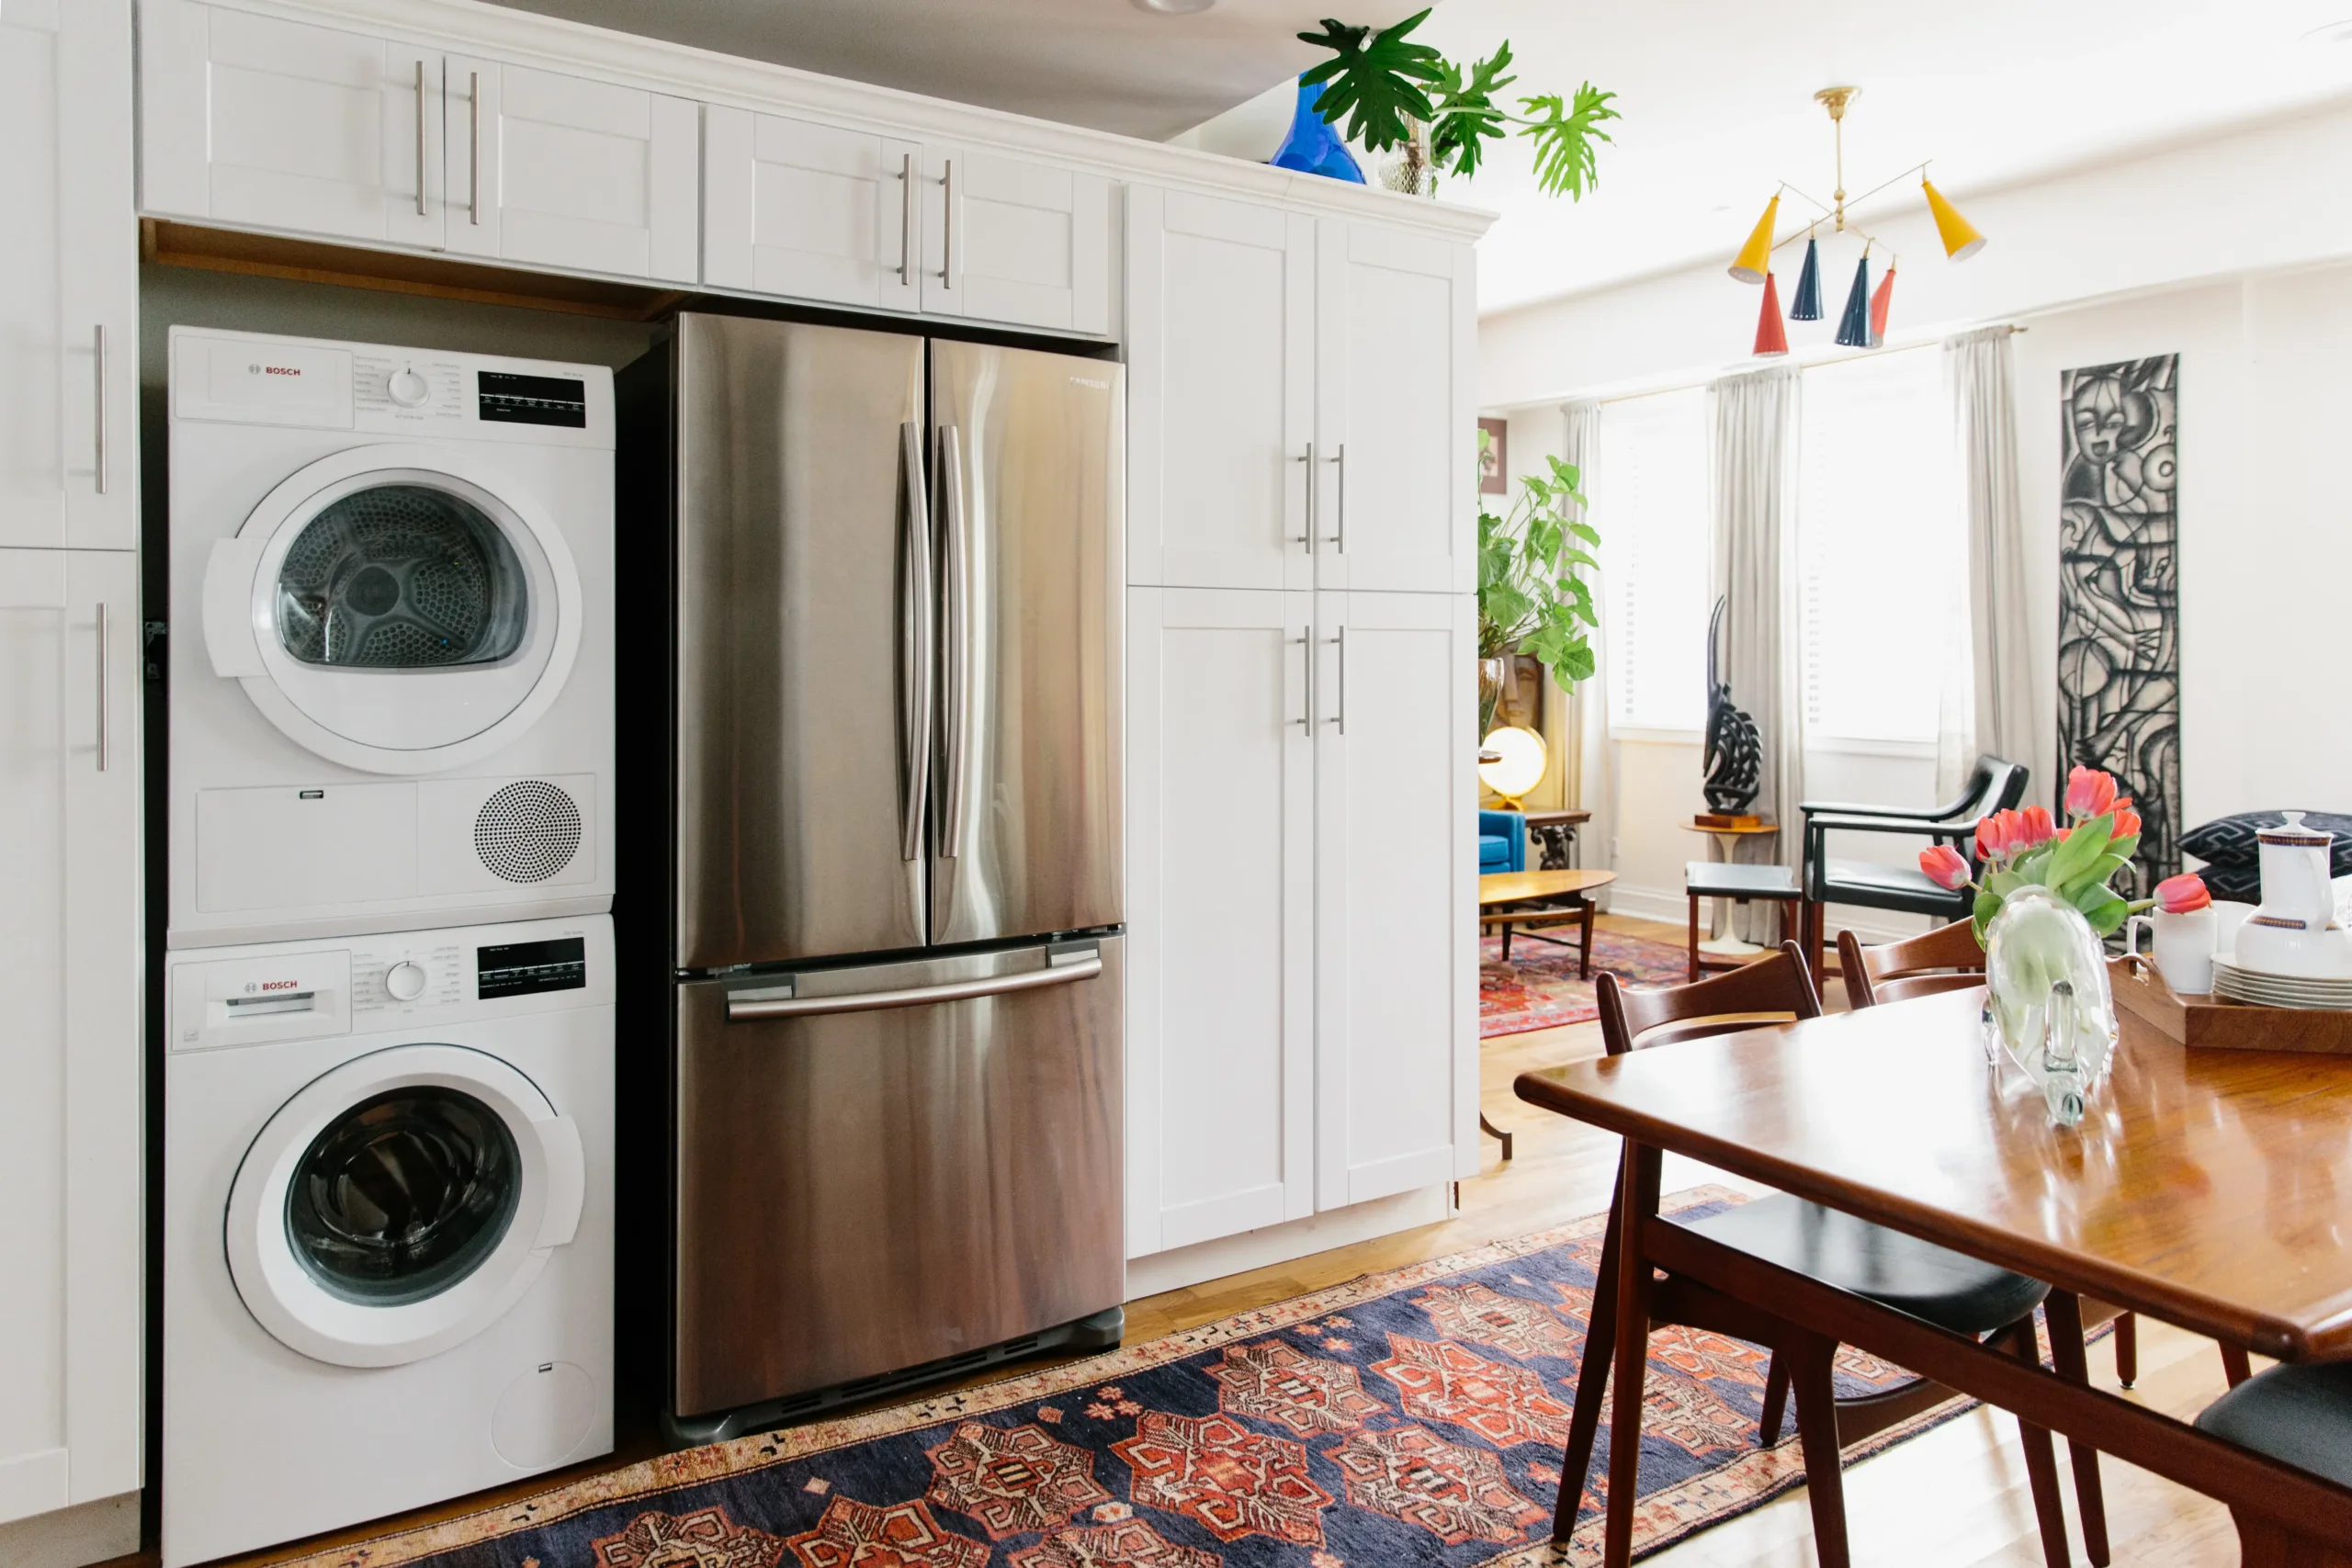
[726, 953, 1102, 1021]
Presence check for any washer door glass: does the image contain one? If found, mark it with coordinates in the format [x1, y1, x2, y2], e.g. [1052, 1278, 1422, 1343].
[287, 1086, 522, 1306]
[275, 483, 529, 670]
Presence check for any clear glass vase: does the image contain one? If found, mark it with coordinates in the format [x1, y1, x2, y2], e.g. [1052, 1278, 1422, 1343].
[1984, 886, 2120, 1126]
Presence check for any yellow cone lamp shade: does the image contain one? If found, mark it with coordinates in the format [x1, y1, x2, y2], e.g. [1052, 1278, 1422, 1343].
[1922, 179, 1986, 261]
[1478, 726, 1548, 808]
[1727, 193, 1781, 284]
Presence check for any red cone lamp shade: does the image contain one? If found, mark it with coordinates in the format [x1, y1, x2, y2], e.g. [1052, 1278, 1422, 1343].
[1753, 271, 1789, 356]
[1869, 265, 1896, 347]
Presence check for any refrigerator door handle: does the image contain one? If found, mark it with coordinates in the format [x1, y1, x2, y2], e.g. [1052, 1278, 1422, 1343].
[899, 422, 935, 862]
[726, 952, 1102, 1021]
[936, 423, 971, 857]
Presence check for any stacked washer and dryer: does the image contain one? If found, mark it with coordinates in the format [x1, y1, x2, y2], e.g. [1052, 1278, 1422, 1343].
[162, 328, 617, 1567]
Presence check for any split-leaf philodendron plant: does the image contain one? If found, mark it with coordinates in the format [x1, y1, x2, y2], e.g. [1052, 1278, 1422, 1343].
[1477, 434, 1599, 729]
[1297, 10, 1620, 198]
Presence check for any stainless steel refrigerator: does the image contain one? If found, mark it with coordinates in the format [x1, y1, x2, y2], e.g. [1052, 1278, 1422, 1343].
[616, 314, 1124, 1442]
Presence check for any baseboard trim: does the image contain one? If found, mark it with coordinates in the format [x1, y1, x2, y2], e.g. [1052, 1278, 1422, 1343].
[1599, 883, 1924, 949]
[1125, 1184, 1453, 1300]
[0, 1492, 140, 1568]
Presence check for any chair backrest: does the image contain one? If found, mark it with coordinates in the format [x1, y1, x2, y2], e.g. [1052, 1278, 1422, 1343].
[1596, 942, 1823, 1055]
[1838, 919, 1986, 1008]
[1962, 757, 2030, 823]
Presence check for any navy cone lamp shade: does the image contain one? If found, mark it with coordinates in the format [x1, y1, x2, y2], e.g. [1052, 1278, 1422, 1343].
[1753, 271, 1789, 356]
[1834, 253, 1873, 347]
[1789, 235, 1824, 321]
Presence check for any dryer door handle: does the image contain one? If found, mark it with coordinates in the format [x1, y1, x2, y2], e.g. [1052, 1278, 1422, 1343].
[202, 537, 268, 678]
[534, 1113, 585, 1249]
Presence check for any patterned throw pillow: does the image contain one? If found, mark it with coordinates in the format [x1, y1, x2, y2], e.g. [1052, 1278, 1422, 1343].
[2179, 811, 2352, 875]
[2192, 862, 2261, 902]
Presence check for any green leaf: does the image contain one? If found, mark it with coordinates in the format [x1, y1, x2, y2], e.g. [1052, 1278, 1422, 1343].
[1566, 521, 1602, 546]
[1973, 888, 2003, 945]
[1517, 82, 1619, 200]
[1429, 43, 1512, 181]
[2043, 815, 2111, 889]
[1984, 868, 2023, 898]
[1297, 11, 1443, 153]
[2075, 889, 2130, 936]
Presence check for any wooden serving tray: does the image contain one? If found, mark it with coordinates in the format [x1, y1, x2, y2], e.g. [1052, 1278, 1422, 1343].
[2108, 954, 2352, 1055]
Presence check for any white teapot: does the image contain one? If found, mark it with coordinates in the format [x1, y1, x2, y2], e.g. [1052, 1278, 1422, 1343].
[2256, 811, 2337, 931]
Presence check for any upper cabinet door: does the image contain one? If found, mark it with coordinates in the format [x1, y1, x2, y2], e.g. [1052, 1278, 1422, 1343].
[922, 145, 1111, 335]
[445, 58, 698, 284]
[1126, 186, 1313, 592]
[703, 107, 921, 312]
[1, 0, 135, 549]
[139, 1, 443, 250]
[1315, 220, 1476, 593]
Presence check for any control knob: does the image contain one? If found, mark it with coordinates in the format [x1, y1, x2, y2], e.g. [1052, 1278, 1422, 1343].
[385, 961, 428, 1002]
[387, 367, 431, 408]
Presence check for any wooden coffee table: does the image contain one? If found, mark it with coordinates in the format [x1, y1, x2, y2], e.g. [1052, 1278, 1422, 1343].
[1479, 868, 1619, 977]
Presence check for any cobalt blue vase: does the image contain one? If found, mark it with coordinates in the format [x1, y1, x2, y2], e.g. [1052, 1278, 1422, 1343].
[1271, 78, 1364, 184]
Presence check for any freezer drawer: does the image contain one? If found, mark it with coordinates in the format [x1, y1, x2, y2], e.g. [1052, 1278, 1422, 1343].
[673, 938, 1124, 1418]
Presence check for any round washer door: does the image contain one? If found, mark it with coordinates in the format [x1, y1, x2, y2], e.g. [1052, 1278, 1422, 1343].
[226, 1043, 585, 1369]
[204, 444, 582, 775]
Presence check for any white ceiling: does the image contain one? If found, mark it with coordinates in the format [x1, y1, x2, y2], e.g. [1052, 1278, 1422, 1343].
[1414, 0, 2352, 313]
[479, 0, 1416, 141]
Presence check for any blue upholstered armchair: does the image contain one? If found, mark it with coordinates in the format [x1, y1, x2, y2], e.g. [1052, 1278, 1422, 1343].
[1479, 809, 1526, 874]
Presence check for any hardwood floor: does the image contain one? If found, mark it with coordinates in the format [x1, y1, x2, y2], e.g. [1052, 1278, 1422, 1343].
[135, 915, 2240, 1568]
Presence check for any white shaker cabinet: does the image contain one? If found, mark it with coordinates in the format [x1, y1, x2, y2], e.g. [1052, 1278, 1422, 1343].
[1, 0, 137, 550]
[1125, 588, 1317, 1258]
[922, 144, 1112, 335]
[139, 0, 445, 250]
[1314, 590, 1476, 1208]
[443, 57, 699, 284]
[1125, 187, 1314, 592]
[703, 107, 922, 311]
[0, 550, 142, 1533]
[1314, 220, 1477, 594]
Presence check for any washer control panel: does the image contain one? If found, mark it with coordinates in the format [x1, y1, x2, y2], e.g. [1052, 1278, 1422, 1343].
[166, 916, 612, 1050]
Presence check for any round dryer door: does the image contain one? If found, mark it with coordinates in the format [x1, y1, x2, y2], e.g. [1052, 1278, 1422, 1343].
[202, 445, 583, 774]
[226, 1043, 585, 1369]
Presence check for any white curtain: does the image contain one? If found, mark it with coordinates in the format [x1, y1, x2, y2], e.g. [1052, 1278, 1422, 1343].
[1559, 400, 1611, 883]
[1709, 367, 1804, 941]
[1946, 325, 2042, 796]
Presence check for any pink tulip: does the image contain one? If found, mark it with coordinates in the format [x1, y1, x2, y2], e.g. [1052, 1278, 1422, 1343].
[1920, 844, 1973, 891]
[2015, 805, 2056, 850]
[2153, 873, 2211, 914]
[2064, 765, 2119, 821]
[1975, 810, 2014, 863]
[2111, 798, 2142, 840]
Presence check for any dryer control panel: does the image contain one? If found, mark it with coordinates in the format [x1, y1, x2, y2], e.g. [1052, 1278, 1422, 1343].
[167, 916, 613, 1051]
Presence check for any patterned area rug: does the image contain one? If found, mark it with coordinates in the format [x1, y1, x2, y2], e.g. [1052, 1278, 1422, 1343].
[279, 1191, 1974, 1568]
[1480, 930, 1690, 1038]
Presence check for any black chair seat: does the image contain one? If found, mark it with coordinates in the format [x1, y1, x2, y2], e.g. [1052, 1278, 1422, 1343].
[2194, 1362, 2352, 1488]
[1685, 860, 1803, 900]
[1684, 1193, 2051, 1336]
[1820, 857, 1961, 915]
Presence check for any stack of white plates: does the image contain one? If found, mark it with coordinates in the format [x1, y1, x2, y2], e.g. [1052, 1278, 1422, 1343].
[2211, 956, 2352, 1010]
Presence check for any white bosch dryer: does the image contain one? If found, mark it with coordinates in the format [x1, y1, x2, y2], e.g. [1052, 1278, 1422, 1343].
[162, 916, 614, 1568]
[168, 327, 615, 947]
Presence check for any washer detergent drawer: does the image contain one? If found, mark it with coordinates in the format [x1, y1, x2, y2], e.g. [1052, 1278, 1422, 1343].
[671, 938, 1123, 1418]
[198, 784, 417, 911]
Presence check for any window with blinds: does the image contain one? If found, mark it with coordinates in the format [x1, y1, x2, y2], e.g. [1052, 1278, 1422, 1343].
[1598, 388, 1710, 732]
[1795, 347, 1965, 747]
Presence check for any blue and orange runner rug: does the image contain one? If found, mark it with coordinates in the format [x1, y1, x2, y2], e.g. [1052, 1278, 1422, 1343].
[280, 1191, 1967, 1568]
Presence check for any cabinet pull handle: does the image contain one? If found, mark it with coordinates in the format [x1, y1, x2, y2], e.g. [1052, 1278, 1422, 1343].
[1324, 444, 1346, 552]
[469, 71, 481, 225]
[1290, 443, 1313, 547]
[94, 603, 108, 773]
[92, 324, 107, 495]
[1326, 626, 1347, 735]
[897, 152, 914, 285]
[414, 60, 427, 217]
[1291, 633, 1310, 729]
[939, 159, 955, 288]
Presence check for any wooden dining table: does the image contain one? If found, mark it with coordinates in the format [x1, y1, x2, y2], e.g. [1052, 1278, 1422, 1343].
[1514, 987, 2352, 1567]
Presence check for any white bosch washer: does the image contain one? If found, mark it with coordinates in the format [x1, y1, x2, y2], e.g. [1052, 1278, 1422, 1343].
[168, 327, 615, 947]
[162, 916, 614, 1568]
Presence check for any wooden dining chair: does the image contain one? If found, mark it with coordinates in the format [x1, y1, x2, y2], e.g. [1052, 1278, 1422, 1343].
[2194, 1363, 2352, 1566]
[1839, 920, 2256, 1395]
[1558, 942, 2103, 1568]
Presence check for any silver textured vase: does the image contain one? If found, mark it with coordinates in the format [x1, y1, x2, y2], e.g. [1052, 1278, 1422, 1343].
[1983, 886, 2120, 1126]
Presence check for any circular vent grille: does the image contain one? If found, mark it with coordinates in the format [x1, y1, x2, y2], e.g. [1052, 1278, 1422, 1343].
[473, 781, 582, 884]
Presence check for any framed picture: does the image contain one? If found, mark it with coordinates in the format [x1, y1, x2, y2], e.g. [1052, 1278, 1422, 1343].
[1477, 415, 1509, 495]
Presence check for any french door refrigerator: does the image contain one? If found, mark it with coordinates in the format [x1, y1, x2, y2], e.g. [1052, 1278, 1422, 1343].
[616, 314, 1124, 1442]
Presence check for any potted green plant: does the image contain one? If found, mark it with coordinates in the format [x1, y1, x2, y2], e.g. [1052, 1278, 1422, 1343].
[1476, 435, 1599, 734]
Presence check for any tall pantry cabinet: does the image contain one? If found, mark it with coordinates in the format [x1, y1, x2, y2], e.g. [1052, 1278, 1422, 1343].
[1124, 184, 1482, 1266]
[0, 0, 145, 1560]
